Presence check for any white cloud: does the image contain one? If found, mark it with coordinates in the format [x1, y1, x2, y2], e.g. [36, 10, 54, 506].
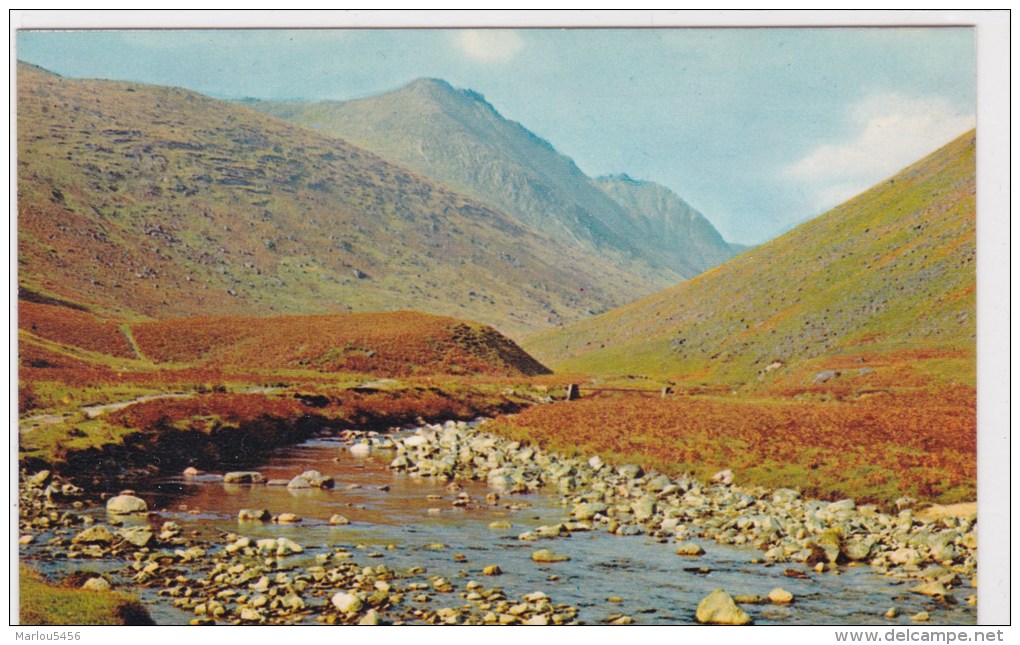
[785, 93, 975, 211]
[454, 30, 523, 63]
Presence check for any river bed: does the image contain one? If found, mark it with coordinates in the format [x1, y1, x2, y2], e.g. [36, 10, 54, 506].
[20, 425, 977, 625]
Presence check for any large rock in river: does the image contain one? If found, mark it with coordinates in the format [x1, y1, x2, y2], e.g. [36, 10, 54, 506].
[288, 470, 334, 489]
[117, 526, 154, 547]
[223, 471, 265, 484]
[695, 589, 754, 625]
[72, 525, 115, 544]
[531, 549, 570, 563]
[106, 494, 148, 515]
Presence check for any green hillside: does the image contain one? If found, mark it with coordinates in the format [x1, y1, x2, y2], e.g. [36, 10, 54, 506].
[17, 63, 666, 337]
[524, 131, 976, 387]
[250, 78, 740, 281]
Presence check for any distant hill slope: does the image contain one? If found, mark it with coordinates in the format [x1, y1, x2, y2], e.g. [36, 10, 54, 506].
[18, 299, 549, 378]
[250, 78, 740, 281]
[592, 174, 745, 278]
[524, 131, 976, 387]
[17, 63, 660, 336]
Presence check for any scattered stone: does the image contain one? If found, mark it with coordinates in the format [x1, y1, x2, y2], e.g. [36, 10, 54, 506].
[571, 501, 608, 521]
[237, 508, 271, 522]
[106, 494, 148, 515]
[768, 588, 794, 604]
[331, 591, 363, 614]
[28, 470, 52, 488]
[358, 609, 381, 625]
[288, 470, 335, 489]
[813, 529, 844, 564]
[844, 537, 876, 562]
[911, 611, 930, 622]
[117, 526, 154, 547]
[483, 565, 503, 576]
[275, 513, 302, 524]
[885, 607, 900, 619]
[183, 467, 199, 477]
[81, 577, 111, 592]
[488, 520, 512, 530]
[72, 525, 115, 544]
[617, 464, 644, 480]
[695, 589, 753, 625]
[329, 514, 351, 526]
[711, 469, 734, 485]
[772, 488, 800, 503]
[631, 497, 657, 522]
[827, 499, 856, 513]
[531, 549, 570, 563]
[276, 537, 304, 555]
[910, 581, 950, 597]
[675, 542, 706, 557]
[223, 471, 265, 484]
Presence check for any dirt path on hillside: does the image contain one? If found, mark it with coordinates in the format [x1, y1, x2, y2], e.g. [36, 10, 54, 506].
[18, 386, 279, 435]
[18, 393, 192, 435]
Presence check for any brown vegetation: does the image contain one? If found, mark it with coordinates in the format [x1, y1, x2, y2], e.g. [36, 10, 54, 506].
[490, 387, 975, 505]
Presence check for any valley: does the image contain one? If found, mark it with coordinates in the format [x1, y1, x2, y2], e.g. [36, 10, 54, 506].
[16, 60, 978, 627]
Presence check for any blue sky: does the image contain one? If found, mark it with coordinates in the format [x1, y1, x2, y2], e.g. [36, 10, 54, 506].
[16, 27, 975, 245]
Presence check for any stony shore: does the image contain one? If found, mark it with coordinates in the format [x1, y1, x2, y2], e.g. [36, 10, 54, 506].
[18, 419, 976, 625]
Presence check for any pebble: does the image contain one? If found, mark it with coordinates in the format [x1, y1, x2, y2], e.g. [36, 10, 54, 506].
[223, 471, 265, 484]
[106, 494, 148, 515]
[531, 549, 570, 563]
[81, 577, 111, 591]
[331, 591, 363, 614]
[675, 541, 706, 557]
[695, 589, 753, 625]
[768, 588, 794, 604]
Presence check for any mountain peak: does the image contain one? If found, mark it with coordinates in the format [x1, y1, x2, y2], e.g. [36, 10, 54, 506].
[404, 77, 455, 93]
[401, 77, 495, 111]
[600, 173, 643, 185]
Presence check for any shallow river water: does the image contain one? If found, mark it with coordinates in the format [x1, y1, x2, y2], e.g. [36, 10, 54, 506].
[26, 430, 977, 625]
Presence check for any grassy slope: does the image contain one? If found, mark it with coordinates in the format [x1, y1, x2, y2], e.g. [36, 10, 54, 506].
[19, 565, 152, 625]
[525, 131, 976, 389]
[17, 63, 653, 337]
[251, 79, 738, 282]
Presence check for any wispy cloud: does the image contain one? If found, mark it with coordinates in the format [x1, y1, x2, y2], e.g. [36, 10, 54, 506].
[454, 30, 523, 63]
[785, 93, 975, 212]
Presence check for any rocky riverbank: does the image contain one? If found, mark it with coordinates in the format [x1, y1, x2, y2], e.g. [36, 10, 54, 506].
[18, 419, 977, 625]
[18, 466, 580, 625]
[386, 419, 977, 623]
